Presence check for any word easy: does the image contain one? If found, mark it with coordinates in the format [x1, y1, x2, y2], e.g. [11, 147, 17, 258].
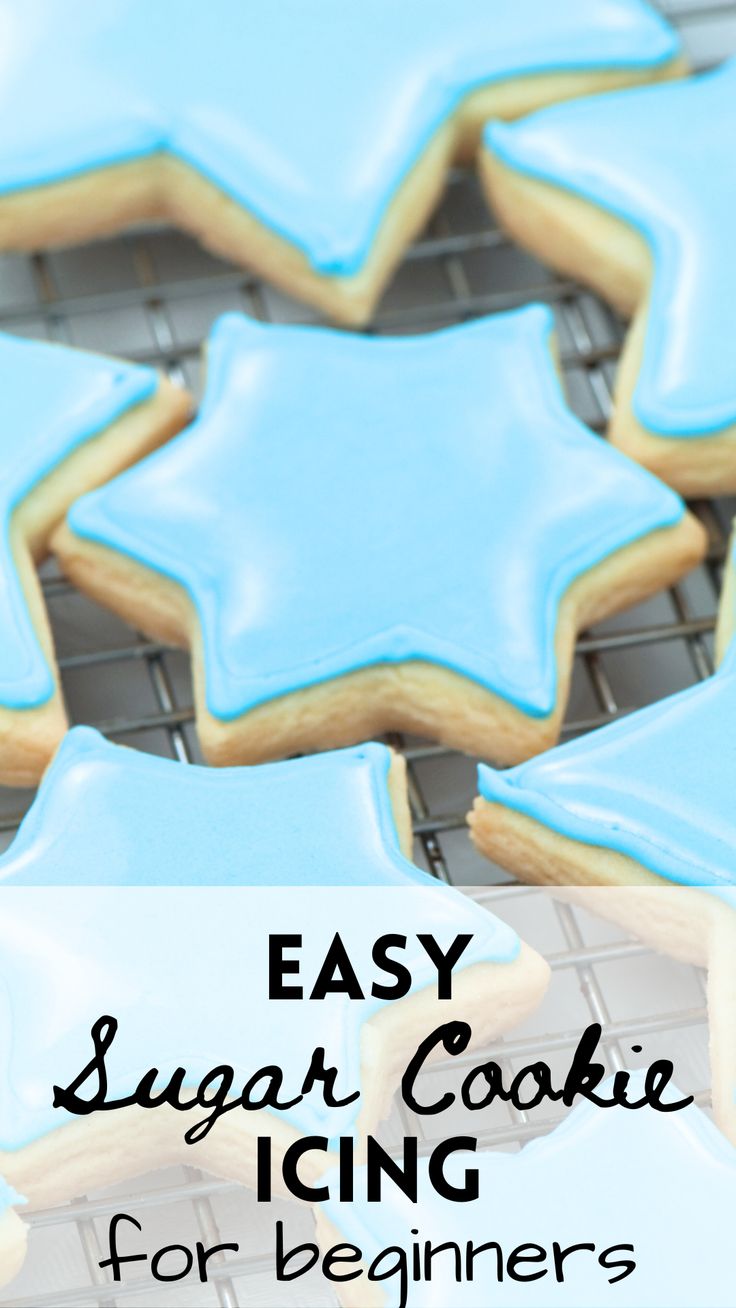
[268, 932, 473, 1000]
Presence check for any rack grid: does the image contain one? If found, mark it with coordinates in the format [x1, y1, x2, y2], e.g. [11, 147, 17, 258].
[0, 1, 733, 1303]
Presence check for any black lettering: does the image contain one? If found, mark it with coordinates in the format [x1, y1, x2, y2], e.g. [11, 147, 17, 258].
[241, 1064, 301, 1112]
[183, 1065, 237, 1144]
[423, 1241, 461, 1282]
[282, 1136, 330, 1201]
[269, 935, 303, 999]
[197, 1241, 239, 1282]
[256, 1135, 271, 1201]
[428, 1137, 478, 1201]
[643, 1063, 693, 1111]
[151, 1244, 194, 1283]
[553, 1241, 595, 1282]
[300, 1046, 359, 1109]
[322, 1244, 362, 1282]
[53, 1015, 119, 1113]
[401, 1022, 471, 1114]
[599, 1244, 637, 1284]
[465, 1240, 503, 1281]
[510, 1062, 554, 1110]
[98, 1213, 146, 1281]
[461, 1060, 506, 1110]
[338, 1135, 354, 1202]
[368, 1247, 409, 1308]
[561, 1024, 610, 1106]
[275, 1221, 319, 1280]
[371, 934, 411, 1000]
[507, 1244, 547, 1283]
[417, 933, 472, 999]
[310, 933, 363, 1000]
[366, 1136, 417, 1202]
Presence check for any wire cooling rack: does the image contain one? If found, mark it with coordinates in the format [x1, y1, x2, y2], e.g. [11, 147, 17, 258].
[0, 2, 733, 1304]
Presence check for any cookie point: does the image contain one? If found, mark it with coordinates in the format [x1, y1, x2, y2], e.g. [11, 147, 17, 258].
[476, 762, 516, 804]
[518, 301, 556, 337]
[353, 740, 392, 770]
[482, 117, 515, 154]
[65, 488, 103, 538]
[211, 310, 258, 339]
[58, 725, 109, 760]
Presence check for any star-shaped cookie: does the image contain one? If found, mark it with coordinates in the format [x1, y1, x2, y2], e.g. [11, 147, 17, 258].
[482, 59, 736, 495]
[0, 333, 188, 787]
[0, 726, 548, 1208]
[0, 1, 683, 323]
[54, 309, 705, 767]
[318, 1088, 736, 1307]
[472, 648, 736, 1143]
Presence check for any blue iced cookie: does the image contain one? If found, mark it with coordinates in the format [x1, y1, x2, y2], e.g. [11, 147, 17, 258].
[318, 1085, 736, 1307]
[0, 1, 682, 323]
[0, 333, 187, 786]
[0, 727, 547, 1207]
[482, 59, 736, 495]
[54, 309, 704, 767]
[473, 644, 736, 1142]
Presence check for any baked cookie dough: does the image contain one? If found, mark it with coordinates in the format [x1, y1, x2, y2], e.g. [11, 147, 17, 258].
[0, 1, 685, 325]
[471, 645, 736, 1143]
[715, 522, 736, 665]
[0, 334, 188, 787]
[53, 309, 706, 767]
[0, 727, 548, 1208]
[482, 60, 736, 495]
[0, 1182, 25, 1293]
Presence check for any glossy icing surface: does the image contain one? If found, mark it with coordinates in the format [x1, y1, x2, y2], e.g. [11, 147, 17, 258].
[68, 309, 685, 722]
[0, 727, 520, 1148]
[485, 60, 736, 436]
[0, 1, 679, 276]
[479, 642, 736, 897]
[0, 335, 155, 709]
[321, 1086, 736, 1306]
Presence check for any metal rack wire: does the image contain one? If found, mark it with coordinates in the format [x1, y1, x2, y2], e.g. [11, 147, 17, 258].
[0, 1, 732, 1303]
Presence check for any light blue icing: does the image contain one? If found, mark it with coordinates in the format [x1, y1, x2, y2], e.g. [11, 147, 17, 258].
[67, 308, 686, 723]
[485, 60, 736, 437]
[0, 1, 679, 276]
[0, 726, 520, 1148]
[320, 1083, 736, 1307]
[479, 642, 736, 903]
[0, 334, 156, 709]
[0, 1180, 22, 1214]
